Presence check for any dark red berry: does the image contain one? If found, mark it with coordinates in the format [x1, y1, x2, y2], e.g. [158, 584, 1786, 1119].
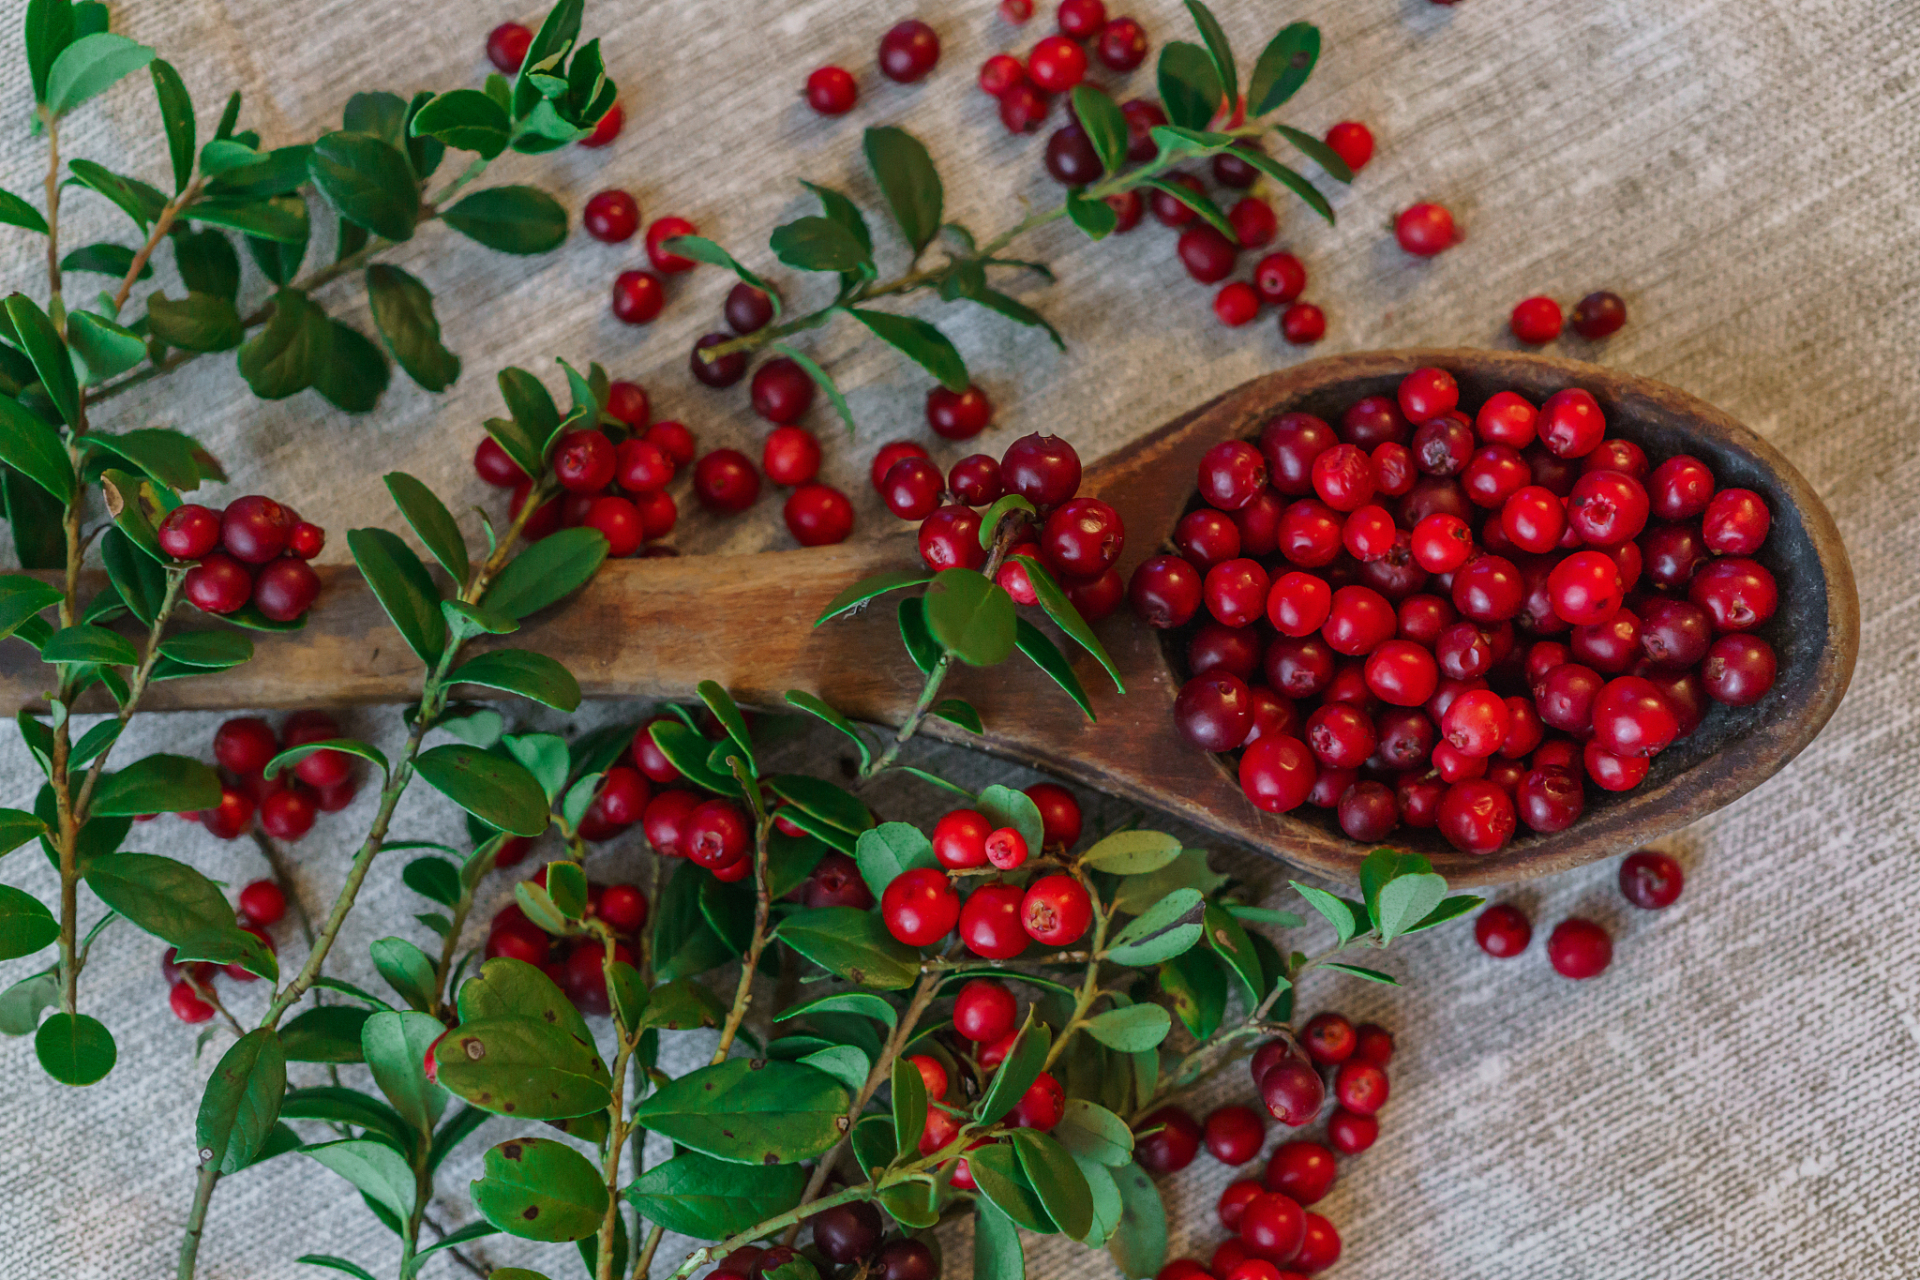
[1129, 555, 1203, 628]
[158, 504, 221, 559]
[1149, 173, 1205, 227]
[689, 333, 747, 388]
[1001, 433, 1081, 506]
[1253, 252, 1306, 305]
[1136, 1106, 1202, 1174]
[583, 190, 639, 243]
[1570, 290, 1627, 339]
[1547, 917, 1612, 978]
[221, 495, 293, 564]
[184, 553, 252, 615]
[784, 484, 854, 546]
[252, 557, 320, 622]
[1044, 123, 1104, 184]
[1058, 0, 1106, 37]
[917, 505, 986, 572]
[693, 449, 761, 514]
[1120, 98, 1166, 161]
[749, 357, 815, 424]
[1619, 849, 1684, 908]
[1258, 1056, 1325, 1125]
[486, 22, 532, 73]
[1095, 15, 1148, 70]
[878, 19, 941, 82]
[1177, 225, 1238, 284]
[1280, 302, 1325, 345]
[1475, 903, 1532, 956]
[811, 1201, 882, 1265]
[1301, 1012, 1356, 1065]
[806, 65, 858, 115]
[999, 81, 1050, 133]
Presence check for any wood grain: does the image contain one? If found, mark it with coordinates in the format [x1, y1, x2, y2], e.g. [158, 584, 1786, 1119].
[0, 351, 1858, 887]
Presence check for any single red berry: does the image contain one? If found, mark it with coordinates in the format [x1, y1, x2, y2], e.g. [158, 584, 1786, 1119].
[157, 504, 222, 559]
[1028, 34, 1087, 93]
[926, 384, 992, 439]
[693, 449, 761, 514]
[1619, 848, 1684, 908]
[582, 495, 643, 557]
[784, 483, 854, 546]
[1001, 433, 1082, 506]
[598, 883, 649, 933]
[882, 867, 960, 946]
[1701, 633, 1776, 706]
[1177, 225, 1239, 284]
[1548, 917, 1613, 978]
[553, 430, 616, 494]
[1267, 570, 1332, 637]
[287, 522, 324, 560]
[578, 100, 623, 148]
[1024, 783, 1081, 847]
[1021, 873, 1092, 946]
[803, 851, 873, 910]
[237, 879, 286, 928]
[1096, 16, 1148, 70]
[1129, 554, 1203, 628]
[645, 217, 698, 273]
[1239, 735, 1317, 813]
[1058, 0, 1106, 37]
[583, 190, 640, 243]
[812, 1201, 883, 1266]
[948, 454, 1002, 506]
[1353, 1023, 1394, 1065]
[684, 798, 751, 869]
[998, 81, 1050, 133]
[750, 427, 817, 490]
[1332, 1059, 1389, 1115]
[170, 979, 215, 1024]
[871, 440, 931, 492]
[1688, 557, 1778, 632]
[1204, 558, 1269, 629]
[1120, 98, 1167, 161]
[1252, 253, 1306, 306]
[1229, 197, 1278, 250]
[184, 553, 253, 615]
[1204, 1105, 1267, 1165]
[1218, 1179, 1264, 1232]
[1510, 296, 1563, 344]
[806, 65, 858, 115]
[1570, 290, 1628, 339]
[979, 53, 1025, 96]
[1327, 1107, 1379, 1155]
[984, 827, 1029, 871]
[1398, 367, 1459, 422]
[750, 357, 815, 424]
[1106, 188, 1144, 231]
[250, 557, 318, 622]
[1045, 123, 1105, 184]
[1701, 488, 1771, 556]
[959, 881, 1030, 960]
[1214, 281, 1261, 328]
[221, 495, 293, 564]
[1041, 497, 1125, 578]
[1259, 1057, 1325, 1126]
[954, 977, 1017, 1041]
[1213, 140, 1262, 187]
[917, 505, 986, 572]
[1012, 1070, 1066, 1129]
[878, 19, 941, 82]
[1001, 0, 1034, 19]
[260, 787, 316, 841]
[1135, 1106, 1202, 1174]
[1438, 778, 1516, 854]
[1591, 675, 1679, 758]
[1280, 302, 1325, 344]
[1176, 672, 1255, 752]
[1239, 1191, 1307, 1263]
[1312, 443, 1376, 512]
[1395, 202, 1457, 255]
[1293, 1213, 1340, 1274]
[213, 717, 277, 776]
[1323, 121, 1374, 171]
[485, 21, 532, 73]
[1301, 1012, 1356, 1065]
[1475, 903, 1532, 957]
[1265, 1140, 1336, 1205]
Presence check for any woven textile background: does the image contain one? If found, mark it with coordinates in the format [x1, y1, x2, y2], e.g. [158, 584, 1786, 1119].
[1, 0, 1916, 1276]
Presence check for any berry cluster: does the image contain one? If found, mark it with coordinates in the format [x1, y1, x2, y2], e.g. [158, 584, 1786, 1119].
[974, 0, 1155, 142]
[483, 871, 650, 1015]
[594, 199, 705, 329]
[182, 712, 360, 842]
[712, 1230, 937, 1280]
[472, 379, 684, 555]
[1475, 847, 1684, 979]
[881, 785, 1087, 955]
[1146, 1012, 1395, 1278]
[158, 496, 325, 622]
[163, 877, 287, 1023]
[1509, 290, 1631, 345]
[1138, 367, 1782, 856]
[485, 21, 623, 145]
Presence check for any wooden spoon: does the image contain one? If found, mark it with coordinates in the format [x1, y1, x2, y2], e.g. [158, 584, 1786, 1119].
[0, 351, 1857, 888]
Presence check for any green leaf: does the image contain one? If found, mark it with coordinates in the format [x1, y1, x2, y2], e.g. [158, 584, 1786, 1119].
[35, 1012, 115, 1085]
[66, 158, 167, 229]
[1071, 86, 1128, 175]
[1406, 895, 1483, 935]
[0, 188, 48, 234]
[0, 886, 57, 960]
[415, 744, 549, 837]
[66, 312, 145, 384]
[1323, 961, 1399, 986]
[1013, 1128, 1093, 1240]
[484, 527, 608, 621]
[1009, 617, 1094, 721]
[90, 755, 221, 815]
[0, 577, 59, 646]
[975, 784, 1045, 857]
[280, 1008, 375, 1063]
[891, 1050, 928, 1156]
[510, 0, 584, 116]
[197, 1029, 287, 1174]
[1015, 556, 1123, 693]
[0, 807, 49, 858]
[1138, 173, 1235, 240]
[769, 216, 871, 273]
[800, 1043, 869, 1094]
[296, 1259, 379, 1280]
[41, 623, 136, 666]
[630, 1057, 849, 1165]
[624, 1149, 807, 1241]
[1106, 888, 1204, 965]
[309, 131, 416, 240]
[1054, 1099, 1134, 1167]
[1371, 874, 1449, 947]
[204, 144, 312, 200]
[369, 937, 436, 1011]
[663, 236, 780, 312]
[305, 1138, 416, 1221]
[403, 855, 460, 908]
[978, 1013, 1050, 1126]
[1083, 1004, 1172, 1053]
[24, 0, 76, 103]
[450, 650, 580, 711]
[898, 598, 941, 675]
[1106, 1163, 1167, 1279]
[1226, 904, 1306, 927]
[0, 970, 60, 1037]
[644, 720, 738, 798]
[863, 126, 944, 254]
[171, 230, 240, 302]
[968, 286, 1066, 349]
[155, 629, 252, 669]
[410, 88, 510, 158]
[1274, 123, 1353, 183]
[923, 568, 1016, 667]
[1182, 1, 1238, 121]
[435, 1015, 611, 1120]
[382, 471, 468, 583]
[769, 775, 869, 836]
[932, 698, 982, 734]
[362, 1010, 449, 1135]
[1075, 1156, 1123, 1247]
[471, 1137, 607, 1242]
[969, 1143, 1056, 1234]
[775, 906, 921, 989]
[190, 194, 310, 243]
[1247, 22, 1320, 116]
[775, 990, 898, 1030]
[783, 690, 871, 770]
[312, 322, 390, 413]
[1291, 881, 1360, 944]
[1233, 148, 1335, 225]
[347, 526, 446, 665]
[1203, 903, 1265, 1002]
[58, 241, 142, 277]
[46, 32, 155, 117]
[4, 293, 79, 427]
[149, 58, 194, 193]
[846, 308, 967, 392]
[799, 180, 874, 257]
[852, 822, 937, 899]
[1081, 830, 1181, 875]
[442, 186, 569, 255]
[696, 679, 754, 766]
[814, 569, 931, 625]
[767, 342, 855, 434]
[1159, 946, 1225, 1040]
[146, 291, 243, 352]
[89, 428, 201, 491]
[0, 408, 71, 514]
[85, 852, 275, 976]
[365, 264, 459, 392]
[264, 737, 388, 782]
[1157, 41, 1223, 131]
[238, 289, 330, 400]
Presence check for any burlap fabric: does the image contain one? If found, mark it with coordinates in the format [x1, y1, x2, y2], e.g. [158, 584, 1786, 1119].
[0, 0, 1915, 1275]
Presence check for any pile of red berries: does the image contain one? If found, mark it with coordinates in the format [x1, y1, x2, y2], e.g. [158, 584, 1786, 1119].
[880, 784, 1087, 957]
[472, 379, 684, 555]
[1144, 1012, 1394, 1278]
[164, 877, 287, 1022]
[483, 871, 650, 1015]
[1476, 847, 1683, 979]
[1138, 367, 1782, 856]
[485, 20, 622, 145]
[1509, 290, 1630, 346]
[181, 712, 359, 842]
[158, 496, 325, 622]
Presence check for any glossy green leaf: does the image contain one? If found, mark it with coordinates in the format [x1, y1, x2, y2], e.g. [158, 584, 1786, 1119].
[309, 131, 416, 240]
[1291, 881, 1361, 944]
[264, 737, 388, 781]
[150, 58, 194, 193]
[4, 293, 79, 427]
[383, 471, 468, 583]
[774, 990, 898, 1030]
[59, 241, 143, 277]
[1182, 0, 1237, 120]
[769, 774, 868, 835]
[1054, 1099, 1134, 1167]
[1071, 86, 1128, 176]
[152, 630, 254, 672]
[923, 567, 1016, 667]
[484, 526, 608, 620]
[662, 235, 780, 310]
[1106, 1162, 1167, 1278]
[1081, 830, 1182, 875]
[815, 569, 932, 625]
[35, 1012, 115, 1085]
[278, 1008, 374, 1065]
[0, 577, 63, 644]
[1013, 555, 1123, 692]
[1012, 617, 1095, 721]
[1065, 188, 1119, 240]
[978, 1012, 1050, 1126]
[454, 958, 597, 1057]
[66, 311, 145, 384]
[782, 690, 871, 769]
[297, 1258, 379, 1280]
[1157, 41, 1222, 132]
[22, 0, 72, 104]
[41, 623, 136, 666]
[624, 1149, 807, 1241]
[66, 158, 168, 229]
[1013, 1129, 1093, 1239]
[1406, 894, 1483, 935]
[969, 1142, 1056, 1234]
[347, 526, 445, 664]
[975, 784, 1045, 858]
[769, 216, 870, 273]
[0, 188, 48, 234]
[471, 1137, 607, 1242]
[238, 289, 330, 400]
[312, 322, 390, 413]
[1234, 148, 1334, 224]
[0, 400, 73, 505]
[932, 697, 982, 734]
[0, 886, 57, 960]
[190, 194, 310, 243]
[1082, 1003, 1172, 1053]
[85, 851, 275, 976]
[1274, 123, 1353, 183]
[415, 744, 549, 837]
[799, 179, 873, 256]
[1247, 22, 1319, 116]
[409, 88, 510, 158]
[1204, 903, 1265, 1001]
[369, 937, 436, 1012]
[1159, 946, 1225, 1040]
[449, 649, 580, 711]
[171, 229, 240, 302]
[0, 807, 49, 858]
[863, 126, 943, 254]
[305, 1138, 416, 1221]
[898, 596, 942, 675]
[365, 264, 459, 392]
[46, 32, 155, 118]
[891, 1050, 928, 1157]
[775, 906, 921, 989]
[435, 1015, 611, 1120]
[847, 308, 967, 392]
[852, 822, 937, 899]
[1106, 888, 1203, 965]
[629, 1057, 849, 1165]
[0, 970, 60, 1037]
[442, 186, 568, 254]
[89, 754, 220, 815]
[197, 1029, 286, 1174]
[146, 291, 243, 352]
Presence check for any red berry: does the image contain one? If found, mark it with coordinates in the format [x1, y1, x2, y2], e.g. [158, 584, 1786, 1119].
[583, 496, 643, 557]
[1129, 554, 1203, 628]
[948, 454, 1002, 507]
[1327, 1107, 1378, 1155]
[1176, 673, 1254, 752]
[1323, 121, 1373, 171]
[1267, 570, 1331, 638]
[1590, 675, 1679, 758]
[1568, 469, 1650, 545]
[183, 550, 251, 615]
[598, 883, 649, 933]
[1045, 123, 1105, 185]
[917, 505, 986, 572]
[927, 384, 992, 439]
[693, 449, 761, 514]
[1265, 1140, 1336, 1204]
[998, 81, 1050, 133]
[979, 53, 1025, 96]
[684, 798, 751, 868]
[1205, 558, 1269, 628]
[1136, 1106, 1201, 1174]
[1280, 303, 1325, 344]
[1332, 1059, 1389, 1115]
[882, 867, 960, 946]
[1353, 1023, 1393, 1065]
[1619, 848, 1684, 908]
[221, 495, 292, 564]
[578, 101, 623, 148]
[959, 881, 1029, 960]
[1475, 902, 1533, 956]
[1012, 1070, 1065, 1129]
[287, 521, 324, 560]
[237, 879, 286, 927]
[750, 357, 815, 424]
[1041, 497, 1125, 579]
[954, 977, 1017, 1041]
[1701, 488, 1771, 556]
[1177, 225, 1238, 284]
[1395, 202, 1456, 255]
[1548, 549, 1623, 625]
[1218, 1179, 1264, 1232]
[1119, 98, 1166, 161]
[260, 787, 316, 841]
[806, 65, 858, 115]
[1701, 633, 1776, 706]
[722, 286, 776, 338]
[647, 420, 696, 469]
[170, 979, 215, 1023]
[1024, 783, 1081, 848]
[1095, 16, 1148, 70]
[1570, 290, 1627, 339]
[1311, 443, 1375, 512]
[1438, 779, 1516, 854]
[1322, 584, 1396, 656]
[1021, 873, 1092, 946]
[749, 428, 817, 490]
[1229, 197, 1277, 250]
[583, 190, 639, 243]
[1204, 1105, 1266, 1164]
[249, 555, 318, 623]
[1547, 917, 1613, 978]
[1259, 1057, 1325, 1126]
[486, 22, 532, 73]
[1510, 295, 1563, 344]
[1027, 34, 1087, 93]
[1301, 1012, 1356, 1065]
[1292, 1213, 1340, 1274]
[1688, 557, 1777, 632]
[1240, 735, 1317, 813]
[1001, 433, 1081, 506]
[213, 718, 277, 776]
[784, 483, 853, 547]
[804, 852, 873, 910]
[1058, 0, 1106, 36]
[1215, 281, 1261, 327]
[1253, 253, 1306, 305]
[878, 19, 941, 83]
[640, 217, 696, 274]
[157, 504, 222, 559]
[1240, 1191, 1307, 1263]
[984, 827, 1029, 871]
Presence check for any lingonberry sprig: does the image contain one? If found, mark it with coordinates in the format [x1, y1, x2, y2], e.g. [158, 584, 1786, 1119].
[668, 2, 1349, 434]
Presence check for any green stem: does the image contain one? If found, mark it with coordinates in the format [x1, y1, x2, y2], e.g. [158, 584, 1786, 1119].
[709, 758, 774, 1065]
[175, 1168, 219, 1280]
[429, 839, 501, 1019]
[71, 568, 187, 819]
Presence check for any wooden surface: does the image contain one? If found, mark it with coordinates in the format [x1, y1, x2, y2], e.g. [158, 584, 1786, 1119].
[4, 351, 1858, 888]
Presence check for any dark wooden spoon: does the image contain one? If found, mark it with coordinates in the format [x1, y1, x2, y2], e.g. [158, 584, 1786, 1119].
[0, 351, 1857, 888]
